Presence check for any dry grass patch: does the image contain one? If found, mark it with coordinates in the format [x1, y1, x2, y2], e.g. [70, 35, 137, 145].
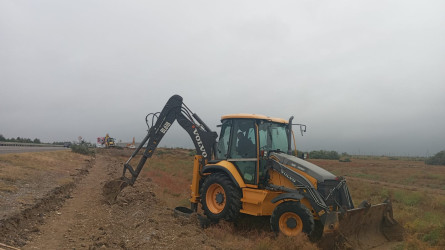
[204, 220, 318, 250]
[309, 158, 445, 190]
[0, 151, 92, 218]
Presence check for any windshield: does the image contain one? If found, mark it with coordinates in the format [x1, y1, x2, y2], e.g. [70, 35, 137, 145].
[259, 122, 288, 152]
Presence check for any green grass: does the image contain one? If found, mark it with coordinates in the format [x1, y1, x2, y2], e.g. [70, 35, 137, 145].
[394, 190, 424, 206]
[422, 225, 445, 245]
[401, 175, 418, 185]
[379, 188, 390, 198]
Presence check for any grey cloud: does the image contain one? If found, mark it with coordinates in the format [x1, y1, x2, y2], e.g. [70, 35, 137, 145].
[1, 0, 444, 156]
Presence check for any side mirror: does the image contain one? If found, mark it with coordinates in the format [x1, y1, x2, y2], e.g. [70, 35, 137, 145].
[292, 123, 307, 136]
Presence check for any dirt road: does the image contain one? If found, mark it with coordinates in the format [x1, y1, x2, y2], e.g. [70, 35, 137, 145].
[2, 151, 216, 250]
[0, 146, 68, 155]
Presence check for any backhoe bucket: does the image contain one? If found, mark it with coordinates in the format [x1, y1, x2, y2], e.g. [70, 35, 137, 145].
[102, 178, 128, 204]
[319, 200, 403, 249]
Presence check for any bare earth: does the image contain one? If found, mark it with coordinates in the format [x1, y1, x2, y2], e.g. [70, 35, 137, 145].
[1, 152, 217, 249]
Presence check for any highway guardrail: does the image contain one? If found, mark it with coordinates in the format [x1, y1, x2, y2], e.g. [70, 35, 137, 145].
[0, 141, 64, 147]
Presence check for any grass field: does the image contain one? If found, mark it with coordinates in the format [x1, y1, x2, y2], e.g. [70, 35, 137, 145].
[118, 148, 445, 249]
[2, 148, 444, 249]
[311, 157, 445, 191]
[310, 158, 445, 248]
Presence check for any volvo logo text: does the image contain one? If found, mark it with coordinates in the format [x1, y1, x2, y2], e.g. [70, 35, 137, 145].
[193, 128, 208, 158]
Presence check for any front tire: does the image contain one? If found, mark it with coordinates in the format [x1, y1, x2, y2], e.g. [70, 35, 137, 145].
[271, 201, 314, 236]
[200, 172, 241, 222]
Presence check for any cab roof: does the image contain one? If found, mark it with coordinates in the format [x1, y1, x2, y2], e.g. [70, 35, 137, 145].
[221, 113, 288, 124]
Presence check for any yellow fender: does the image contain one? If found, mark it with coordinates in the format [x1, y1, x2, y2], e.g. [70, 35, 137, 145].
[202, 161, 246, 188]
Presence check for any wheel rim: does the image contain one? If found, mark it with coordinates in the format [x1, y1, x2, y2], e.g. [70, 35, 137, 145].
[206, 183, 226, 214]
[279, 212, 303, 236]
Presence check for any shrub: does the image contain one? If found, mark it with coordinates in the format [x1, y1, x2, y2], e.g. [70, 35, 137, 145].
[339, 158, 351, 162]
[71, 143, 94, 155]
[425, 151, 445, 166]
[309, 150, 340, 160]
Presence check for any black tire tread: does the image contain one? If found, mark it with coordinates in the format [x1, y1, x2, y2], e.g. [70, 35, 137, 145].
[200, 172, 242, 222]
[270, 201, 315, 235]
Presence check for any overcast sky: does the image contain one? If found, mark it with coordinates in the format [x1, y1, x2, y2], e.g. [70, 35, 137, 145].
[1, 1, 444, 156]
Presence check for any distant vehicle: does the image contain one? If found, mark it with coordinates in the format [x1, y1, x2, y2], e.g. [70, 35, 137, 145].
[97, 137, 105, 148]
[126, 137, 136, 149]
[63, 142, 72, 148]
[105, 135, 116, 148]
[97, 134, 116, 148]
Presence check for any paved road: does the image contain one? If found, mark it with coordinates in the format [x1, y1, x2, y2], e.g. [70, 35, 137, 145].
[0, 146, 69, 154]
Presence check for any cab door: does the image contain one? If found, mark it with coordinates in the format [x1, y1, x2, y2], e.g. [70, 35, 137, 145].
[227, 119, 258, 185]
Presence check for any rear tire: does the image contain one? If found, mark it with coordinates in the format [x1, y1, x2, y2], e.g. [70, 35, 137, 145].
[271, 201, 314, 236]
[200, 172, 241, 222]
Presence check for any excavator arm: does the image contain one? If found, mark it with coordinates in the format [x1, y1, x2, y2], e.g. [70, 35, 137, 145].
[122, 94, 217, 185]
[103, 95, 217, 202]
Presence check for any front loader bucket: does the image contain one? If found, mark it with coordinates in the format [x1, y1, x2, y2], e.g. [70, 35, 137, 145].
[319, 200, 404, 249]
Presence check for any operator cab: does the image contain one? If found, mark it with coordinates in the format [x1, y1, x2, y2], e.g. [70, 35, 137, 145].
[216, 114, 292, 185]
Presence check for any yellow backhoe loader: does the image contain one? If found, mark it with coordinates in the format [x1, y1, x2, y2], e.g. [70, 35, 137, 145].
[104, 133, 116, 148]
[104, 95, 403, 249]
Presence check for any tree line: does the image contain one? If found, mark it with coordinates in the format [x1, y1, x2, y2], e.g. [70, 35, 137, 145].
[0, 134, 41, 144]
[305, 150, 341, 160]
[425, 151, 445, 166]
[299, 149, 444, 166]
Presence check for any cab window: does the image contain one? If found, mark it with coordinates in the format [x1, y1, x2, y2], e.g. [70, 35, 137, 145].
[230, 119, 256, 158]
[259, 122, 288, 152]
[228, 119, 257, 185]
[216, 120, 231, 159]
